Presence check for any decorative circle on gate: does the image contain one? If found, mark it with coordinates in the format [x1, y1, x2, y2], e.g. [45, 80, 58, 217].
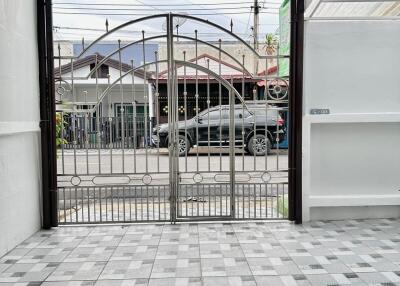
[55, 80, 72, 96]
[193, 173, 203, 183]
[142, 174, 152, 185]
[71, 175, 81, 186]
[56, 85, 66, 96]
[261, 172, 272, 183]
[267, 78, 288, 100]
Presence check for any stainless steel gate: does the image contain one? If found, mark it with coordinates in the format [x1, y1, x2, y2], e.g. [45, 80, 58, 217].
[55, 14, 289, 224]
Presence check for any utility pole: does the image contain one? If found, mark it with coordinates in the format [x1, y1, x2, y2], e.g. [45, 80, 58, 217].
[252, 0, 260, 74]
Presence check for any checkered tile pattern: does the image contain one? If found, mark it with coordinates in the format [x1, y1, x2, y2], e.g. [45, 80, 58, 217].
[1, 219, 400, 285]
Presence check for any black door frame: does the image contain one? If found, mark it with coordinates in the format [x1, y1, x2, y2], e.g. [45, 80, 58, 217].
[37, 0, 304, 227]
[288, 0, 304, 224]
[37, 0, 58, 228]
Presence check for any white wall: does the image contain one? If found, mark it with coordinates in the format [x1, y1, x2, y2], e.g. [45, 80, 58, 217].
[58, 65, 150, 116]
[0, 0, 42, 256]
[303, 20, 400, 221]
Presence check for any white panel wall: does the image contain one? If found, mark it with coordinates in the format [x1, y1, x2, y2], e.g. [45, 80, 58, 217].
[303, 20, 400, 221]
[0, 0, 42, 256]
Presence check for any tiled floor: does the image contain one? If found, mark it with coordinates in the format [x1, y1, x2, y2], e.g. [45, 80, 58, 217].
[1, 219, 400, 285]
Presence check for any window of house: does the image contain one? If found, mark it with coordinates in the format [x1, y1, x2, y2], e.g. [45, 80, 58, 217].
[90, 63, 109, 78]
[115, 104, 149, 117]
[201, 109, 229, 120]
[235, 109, 251, 119]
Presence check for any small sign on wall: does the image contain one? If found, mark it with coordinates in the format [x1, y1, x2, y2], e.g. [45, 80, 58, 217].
[310, 108, 330, 115]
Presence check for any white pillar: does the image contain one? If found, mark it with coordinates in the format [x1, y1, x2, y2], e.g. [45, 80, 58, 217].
[0, 0, 42, 256]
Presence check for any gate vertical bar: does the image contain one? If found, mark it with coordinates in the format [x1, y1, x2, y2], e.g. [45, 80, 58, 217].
[218, 39, 222, 171]
[131, 60, 137, 173]
[194, 30, 199, 173]
[95, 54, 101, 174]
[229, 76, 235, 219]
[118, 40, 125, 173]
[155, 52, 160, 173]
[167, 13, 177, 223]
[183, 51, 188, 172]
[142, 31, 149, 174]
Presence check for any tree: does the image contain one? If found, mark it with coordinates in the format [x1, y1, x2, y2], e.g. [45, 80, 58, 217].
[264, 33, 278, 55]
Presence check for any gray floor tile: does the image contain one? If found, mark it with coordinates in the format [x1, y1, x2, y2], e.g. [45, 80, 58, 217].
[255, 275, 311, 286]
[151, 258, 201, 278]
[19, 247, 72, 263]
[201, 257, 252, 277]
[0, 262, 58, 283]
[98, 260, 153, 279]
[95, 278, 148, 285]
[46, 261, 106, 281]
[0, 248, 31, 264]
[42, 281, 96, 286]
[1, 219, 400, 285]
[200, 243, 244, 258]
[156, 244, 200, 259]
[203, 276, 257, 286]
[110, 245, 158, 261]
[119, 234, 161, 247]
[357, 271, 396, 284]
[148, 277, 201, 286]
[306, 273, 365, 286]
[64, 246, 116, 262]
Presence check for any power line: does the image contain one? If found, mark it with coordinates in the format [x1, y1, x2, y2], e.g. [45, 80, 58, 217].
[55, 30, 266, 38]
[54, 26, 268, 36]
[244, 7, 253, 35]
[53, 1, 282, 6]
[53, 6, 279, 11]
[53, 11, 279, 16]
[183, 0, 248, 27]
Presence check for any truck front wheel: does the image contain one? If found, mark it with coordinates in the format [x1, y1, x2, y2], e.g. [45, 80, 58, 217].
[248, 134, 271, 156]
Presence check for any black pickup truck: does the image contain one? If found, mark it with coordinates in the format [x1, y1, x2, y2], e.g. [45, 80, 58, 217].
[152, 103, 285, 156]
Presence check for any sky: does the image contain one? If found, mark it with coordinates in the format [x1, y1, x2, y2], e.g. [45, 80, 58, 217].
[52, 0, 284, 43]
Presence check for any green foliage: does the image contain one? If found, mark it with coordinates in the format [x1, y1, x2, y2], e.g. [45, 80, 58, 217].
[277, 195, 288, 217]
[264, 33, 278, 55]
[56, 113, 67, 148]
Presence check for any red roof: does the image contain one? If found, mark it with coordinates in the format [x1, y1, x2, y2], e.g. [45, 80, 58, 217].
[256, 66, 280, 86]
[257, 66, 278, 76]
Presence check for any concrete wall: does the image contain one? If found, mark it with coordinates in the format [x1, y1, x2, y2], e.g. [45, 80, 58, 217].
[0, 0, 42, 256]
[303, 20, 400, 221]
